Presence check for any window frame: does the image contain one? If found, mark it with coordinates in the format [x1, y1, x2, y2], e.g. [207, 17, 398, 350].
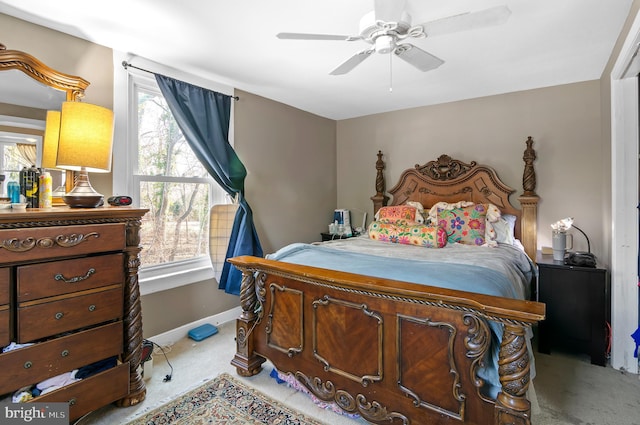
[0, 115, 44, 178]
[113, 51, 235, 295]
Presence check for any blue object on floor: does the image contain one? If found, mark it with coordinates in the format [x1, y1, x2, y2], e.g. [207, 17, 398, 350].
[632, 327, 640, 358]
[188, 323, 218, 341]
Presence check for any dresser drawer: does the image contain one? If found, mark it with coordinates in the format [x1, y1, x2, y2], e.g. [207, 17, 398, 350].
[17, 253, 124, 302]
[0, 267, 9, 305]
[0, 223, 125, 263]
[17, 287, 123, 343]
[0, 321, 123, 394]
[0, 307, 9, 347]
[31, 362, 130, 422]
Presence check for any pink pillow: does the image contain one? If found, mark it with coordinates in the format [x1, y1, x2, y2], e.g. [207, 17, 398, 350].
[376, 205, 422, 224]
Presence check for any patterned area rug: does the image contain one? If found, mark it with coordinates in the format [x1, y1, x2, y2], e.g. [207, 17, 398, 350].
[125, 373, 327, 425]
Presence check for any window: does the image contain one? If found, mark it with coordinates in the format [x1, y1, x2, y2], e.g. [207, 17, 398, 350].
[114, 63, 233, 294]
[0, 118, 42, 192]
[1, 140, 36, 181]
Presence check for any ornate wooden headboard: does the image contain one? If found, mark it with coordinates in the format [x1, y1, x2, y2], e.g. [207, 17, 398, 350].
[371, 137, 539, 260]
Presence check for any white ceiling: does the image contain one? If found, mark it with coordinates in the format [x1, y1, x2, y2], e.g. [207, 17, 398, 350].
[0, 0, 634, 120]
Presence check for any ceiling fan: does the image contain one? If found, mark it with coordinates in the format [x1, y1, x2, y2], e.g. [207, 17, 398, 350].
[277, 0, 511, 75]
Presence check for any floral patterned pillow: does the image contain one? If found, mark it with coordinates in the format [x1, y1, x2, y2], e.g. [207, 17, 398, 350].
[375, 205, 424, 224]
[437, 204, 487, 246]
[368, 221, 447, 248]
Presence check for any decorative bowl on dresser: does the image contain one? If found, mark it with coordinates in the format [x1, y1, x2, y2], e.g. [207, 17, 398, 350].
[0, 207, 148, 422]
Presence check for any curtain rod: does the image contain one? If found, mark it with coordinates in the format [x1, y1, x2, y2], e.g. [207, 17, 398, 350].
[121, 61, 239, 101]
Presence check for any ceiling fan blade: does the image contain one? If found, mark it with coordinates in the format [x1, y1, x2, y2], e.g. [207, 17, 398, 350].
[374, 0, 407, 23]
[394, 44, 444, 72]
[421, 5, 511, 37]
[277, 32, 361, 41]
[330, 49, 375, 75]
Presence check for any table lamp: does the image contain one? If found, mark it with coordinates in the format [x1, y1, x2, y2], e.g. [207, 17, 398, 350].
[55, 101, 113, 208]
[42, 110, 61, 170]
[551, 216, 596, 267]
[42, 110, 67, 197]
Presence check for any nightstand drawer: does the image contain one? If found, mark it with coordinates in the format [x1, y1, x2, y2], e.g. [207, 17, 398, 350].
[17, 253, 124, 302]
[0, 322, 123, 394]
[17, 287, 123, 343]
[0, 223, 125, 263]
[32, 362, 130, 422]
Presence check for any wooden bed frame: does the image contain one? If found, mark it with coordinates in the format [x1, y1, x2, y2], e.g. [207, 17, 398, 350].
[229, 137, 545, 425]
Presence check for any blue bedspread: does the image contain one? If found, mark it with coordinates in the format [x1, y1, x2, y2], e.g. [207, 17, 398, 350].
[268, 242, 524, 299]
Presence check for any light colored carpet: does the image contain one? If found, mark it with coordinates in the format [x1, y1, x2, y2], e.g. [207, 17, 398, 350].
[532, 347, 640, 425]
[78, 321, 640, 425]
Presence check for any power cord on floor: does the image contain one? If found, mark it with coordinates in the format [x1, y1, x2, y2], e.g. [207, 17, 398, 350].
[144, 339, 174, 382]
[71, 341, 174, 425]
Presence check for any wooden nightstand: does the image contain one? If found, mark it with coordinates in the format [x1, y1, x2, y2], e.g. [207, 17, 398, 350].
[536, 252, 610, 366]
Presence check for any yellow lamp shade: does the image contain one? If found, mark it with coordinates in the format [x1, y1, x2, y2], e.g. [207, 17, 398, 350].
[56, 102, 114, 173]
[42, 110, 61, 169]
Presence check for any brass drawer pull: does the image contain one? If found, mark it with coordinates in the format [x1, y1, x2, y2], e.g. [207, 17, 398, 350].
[23, 361, 32, 369]
[0, 232, 99, 253]
[88, 304, 96, 312]
[55, 312, 64, 320]
[54, 268, 96, 284]
[61, 349, 69, 357]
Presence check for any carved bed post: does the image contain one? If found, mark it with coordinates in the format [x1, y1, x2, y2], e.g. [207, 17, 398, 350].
[371, 150, 389, 215]
[518, 137, 539, 261]
[230, 263, 266, 376]
[495, 323, 533, 425]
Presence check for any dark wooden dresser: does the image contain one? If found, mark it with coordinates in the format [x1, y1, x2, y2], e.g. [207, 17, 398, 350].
[0, 207, 148, 421]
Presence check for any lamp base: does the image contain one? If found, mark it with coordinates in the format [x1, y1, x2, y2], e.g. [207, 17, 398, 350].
[63, 194, 103, 208]
[63, 167, 104, 208]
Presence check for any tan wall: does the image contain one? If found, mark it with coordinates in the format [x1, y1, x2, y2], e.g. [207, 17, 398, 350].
[234, 90, 337, 254]
[337, 80, 605, 261]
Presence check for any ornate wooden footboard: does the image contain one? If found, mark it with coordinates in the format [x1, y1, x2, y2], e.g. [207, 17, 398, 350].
[230, 256, 544, 425]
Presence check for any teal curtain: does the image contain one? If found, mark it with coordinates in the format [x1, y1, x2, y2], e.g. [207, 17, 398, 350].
[156, 75, 263, 295]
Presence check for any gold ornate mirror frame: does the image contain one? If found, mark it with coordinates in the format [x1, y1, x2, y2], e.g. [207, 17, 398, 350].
[0, 43, 90, 205]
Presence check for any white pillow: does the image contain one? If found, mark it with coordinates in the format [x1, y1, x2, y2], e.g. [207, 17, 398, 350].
[492, 214, 517, 245]
[405, 201, 425, 223]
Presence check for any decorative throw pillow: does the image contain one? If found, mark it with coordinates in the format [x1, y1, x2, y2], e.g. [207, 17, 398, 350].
[492, 214, 517, 245]
[375, 205, 423, 224]
[437, 204, 488, 246]
[368, 221, 447, 248]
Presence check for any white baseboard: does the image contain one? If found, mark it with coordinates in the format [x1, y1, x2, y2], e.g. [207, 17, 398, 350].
[147, 306, 241, 347]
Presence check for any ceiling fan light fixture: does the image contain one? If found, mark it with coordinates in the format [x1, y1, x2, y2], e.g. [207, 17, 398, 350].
[375, 35, 396, 54]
